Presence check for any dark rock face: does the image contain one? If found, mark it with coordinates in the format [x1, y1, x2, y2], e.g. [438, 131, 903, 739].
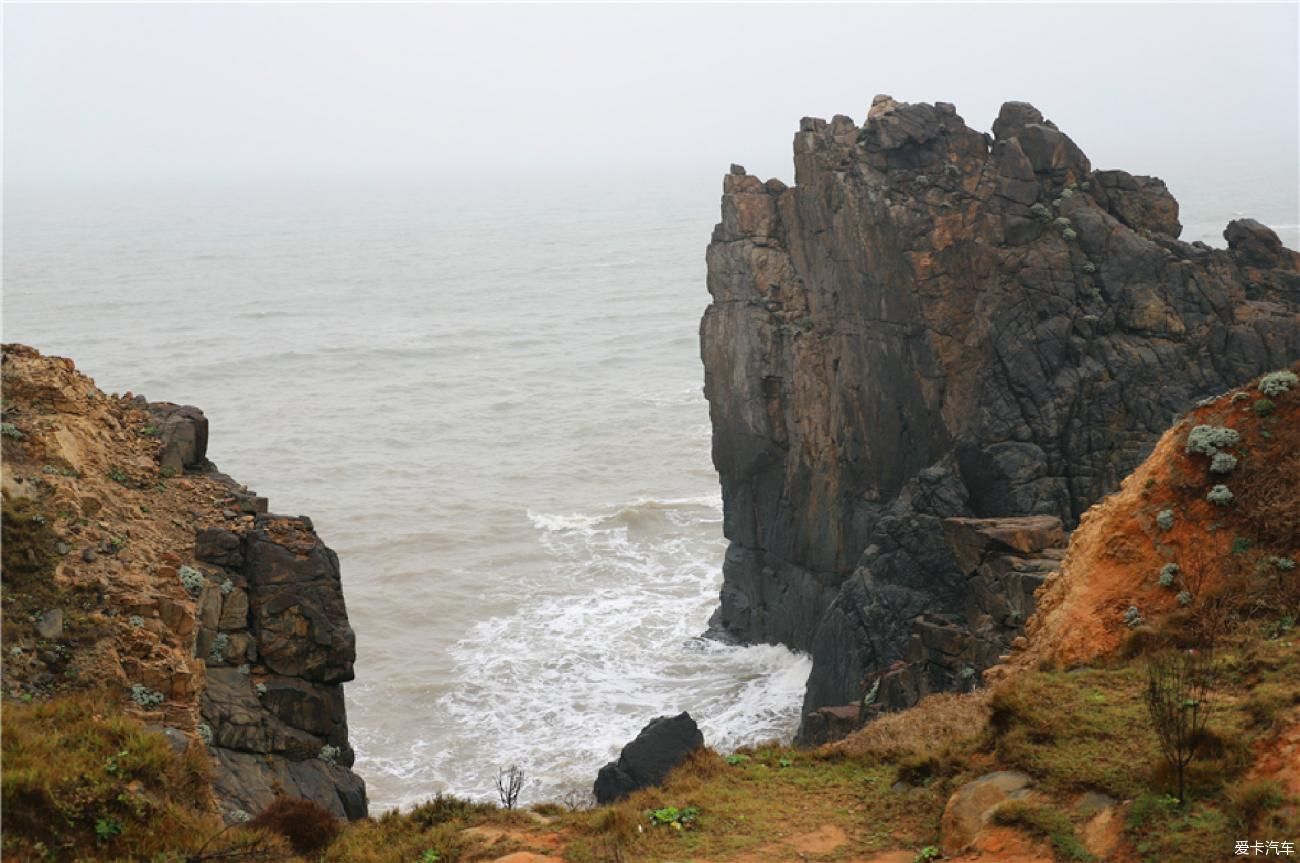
[593, 712, 704, 804]
[151, 401, 366, 822]
[701, 97, 1300, 734]
[193, 512, 365, 821]
[146, 403, 209, 474]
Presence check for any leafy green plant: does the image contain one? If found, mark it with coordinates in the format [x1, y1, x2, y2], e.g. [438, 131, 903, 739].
[94, 817, 123, 842]
[1, 422, 24, 439]
[420, 852, 441, 863]
[108, 468, 130, 486]
[724, 754, 749, 766]
[648, 806, 699, 830]
[914, 846, 941, 863]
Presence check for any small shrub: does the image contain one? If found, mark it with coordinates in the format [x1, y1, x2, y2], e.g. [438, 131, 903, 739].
[255, 682, 267, 696]
[1257, 369, 1298, 398]
[1125, 606, 1144, 628]
[108, 468, 130, 485]
[1031, 203, 1051, 222]
[128, 615, 145, 628]
[1270, 556, 1296, 571]
[318, 744, 340, 766]
[247, 796, 342, 856]
[1230, 537, 1253, 555]
[208, 633, 229, 664]
[494, 763, 525, 810]
[220, 578, 234, 596]
[1253, 398, 1276, 417]
[1210, 452, 1238, 474]
[197, 724, 212, 745]
[1054, 217, 1072, 228]
[1062, 228, 1078, 240]
[1206, 485, 1234, 506]
[1186, 425, 1240, 457]
[178, 565, 205, 595]
[1082, 261, 1096, 274]
[1145, 650, 1216, 803]
[724, 754, 749, 766]
[1, 422, 25, 440]
[1158, 564, 1179, 588]
[1156, 509, 1175, 531]
[1177, 591, 1194, 607]
[130, 684, 164, 709]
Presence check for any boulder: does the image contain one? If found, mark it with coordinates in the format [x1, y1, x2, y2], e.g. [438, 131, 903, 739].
[147, 403, 208, 473]
[939, 770, 1034, 856]
[593, 712, 703, 804]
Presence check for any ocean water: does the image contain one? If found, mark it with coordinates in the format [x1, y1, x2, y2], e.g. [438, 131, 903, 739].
[3, 171, 1295, 811]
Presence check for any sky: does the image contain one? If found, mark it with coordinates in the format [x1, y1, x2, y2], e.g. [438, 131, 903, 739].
[3, 2, 1299, 191]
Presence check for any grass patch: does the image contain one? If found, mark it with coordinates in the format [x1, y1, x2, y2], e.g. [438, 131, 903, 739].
[2, 692, 288, 861]
[988, 666, 1158, 798]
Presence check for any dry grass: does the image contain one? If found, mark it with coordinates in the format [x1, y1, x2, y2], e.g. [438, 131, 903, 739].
[829, 690, 992, 762]
[1, 691, 291, 861]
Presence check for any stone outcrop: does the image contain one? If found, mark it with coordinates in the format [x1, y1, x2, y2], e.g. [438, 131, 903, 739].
[0, 345, 366, 822]
[195, 512, 366, 821]
[593, 712, 704, 804]
[701, 97, 1300, 731]
[939, 771, 1035, 857]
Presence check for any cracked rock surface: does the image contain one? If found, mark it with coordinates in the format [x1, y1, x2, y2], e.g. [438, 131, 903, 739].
[700, 97, 1300, 732]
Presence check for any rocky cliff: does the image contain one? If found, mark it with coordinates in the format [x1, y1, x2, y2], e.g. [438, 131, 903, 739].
[0, 345, 366, 821]
[701, 97, 1300, 729]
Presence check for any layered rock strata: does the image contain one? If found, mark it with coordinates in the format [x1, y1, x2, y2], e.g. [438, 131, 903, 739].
[701, 97, 1300, 730]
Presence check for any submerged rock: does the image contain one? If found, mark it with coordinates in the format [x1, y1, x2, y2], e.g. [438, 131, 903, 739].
[701, 97, 1300, 735]
[593, 712, 704, 804]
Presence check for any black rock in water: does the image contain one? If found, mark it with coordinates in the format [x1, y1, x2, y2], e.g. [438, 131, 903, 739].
[593, 712, 704, 804]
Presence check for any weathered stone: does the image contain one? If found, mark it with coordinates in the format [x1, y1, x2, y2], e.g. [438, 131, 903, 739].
[196, 528, 242, 567]
[147, 403, 208, 472]
[593, 713, 704, 804]
[209, 746, 367, 822]
[795, 705, 861, 747]
[219, 587, 249, 631]
[940, 771, 1034, 856]
[701, 98, 1300, 735]
[35, 608, 63, 640]
[245, 516, 355, 683]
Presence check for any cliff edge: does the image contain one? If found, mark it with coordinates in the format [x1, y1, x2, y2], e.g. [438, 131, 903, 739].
[0, 344, 366, 822]
[701, 97, 1300, 729]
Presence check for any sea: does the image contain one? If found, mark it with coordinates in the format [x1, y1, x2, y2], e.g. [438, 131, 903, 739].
[4, 169, 1296, 811]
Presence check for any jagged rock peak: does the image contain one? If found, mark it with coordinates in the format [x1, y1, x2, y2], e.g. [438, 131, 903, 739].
[702, 97, 1300, 739]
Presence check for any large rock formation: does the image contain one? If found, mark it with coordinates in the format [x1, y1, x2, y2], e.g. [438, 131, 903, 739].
[701, 97, 1300, 730]
[0, 345, 366, 821]
[196, 512, 367, 820]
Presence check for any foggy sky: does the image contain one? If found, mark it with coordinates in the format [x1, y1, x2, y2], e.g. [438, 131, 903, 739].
[4, 3, 1298, 189]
